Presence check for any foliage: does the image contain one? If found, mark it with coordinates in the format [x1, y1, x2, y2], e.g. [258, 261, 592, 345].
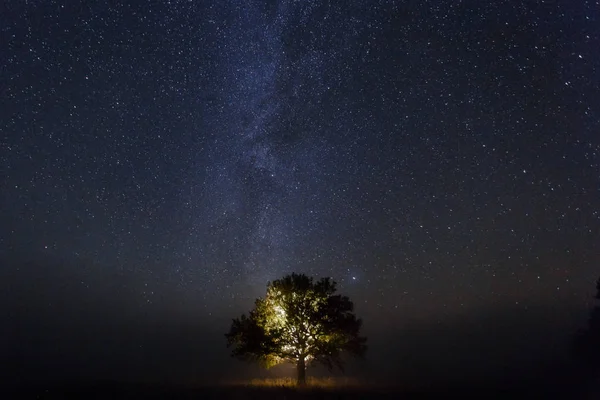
[225, 273, 367, 382]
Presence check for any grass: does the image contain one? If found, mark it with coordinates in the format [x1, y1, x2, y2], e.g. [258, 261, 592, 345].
[5, 379, 596, 399]
[231, 376, 365, 389]
[6, 369, 599, 399]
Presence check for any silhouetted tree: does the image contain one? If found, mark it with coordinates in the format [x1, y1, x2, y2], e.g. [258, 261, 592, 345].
[225, 273, 367, 386]
[574, 276, 600, 366]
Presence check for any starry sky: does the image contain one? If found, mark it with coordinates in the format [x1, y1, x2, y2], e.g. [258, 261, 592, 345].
[1, 0, 599, 385]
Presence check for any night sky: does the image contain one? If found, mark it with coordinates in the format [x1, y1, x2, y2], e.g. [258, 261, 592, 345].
[1, 0, 599, 386]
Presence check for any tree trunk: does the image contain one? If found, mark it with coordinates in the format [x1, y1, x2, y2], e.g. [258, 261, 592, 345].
[296, 357, 306, 386]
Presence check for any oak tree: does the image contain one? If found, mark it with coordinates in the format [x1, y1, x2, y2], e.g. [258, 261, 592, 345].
[225, 273, 367, 385]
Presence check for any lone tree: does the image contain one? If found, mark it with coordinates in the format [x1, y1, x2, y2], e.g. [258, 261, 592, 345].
[225, 273, 367, 386]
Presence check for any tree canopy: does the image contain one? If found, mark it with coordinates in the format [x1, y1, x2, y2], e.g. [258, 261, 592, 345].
[225, 273, 367, 385]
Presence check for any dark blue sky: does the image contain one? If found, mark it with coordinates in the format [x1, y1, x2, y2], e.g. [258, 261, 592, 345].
[1, 0, 599, 384]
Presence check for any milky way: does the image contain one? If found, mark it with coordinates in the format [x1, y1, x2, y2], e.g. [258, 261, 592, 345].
[200, 1, 321, 285]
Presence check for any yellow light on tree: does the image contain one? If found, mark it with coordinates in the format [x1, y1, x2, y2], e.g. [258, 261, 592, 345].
[225, 273, 367, 386]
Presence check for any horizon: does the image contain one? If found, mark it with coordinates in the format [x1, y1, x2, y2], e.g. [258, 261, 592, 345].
[1, 253, 594, 386]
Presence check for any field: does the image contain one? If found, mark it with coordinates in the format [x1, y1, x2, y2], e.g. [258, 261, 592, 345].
[4, 375, 599, 400]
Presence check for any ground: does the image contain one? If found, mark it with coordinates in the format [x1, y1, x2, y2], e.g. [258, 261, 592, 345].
[4, 375, 600, 400]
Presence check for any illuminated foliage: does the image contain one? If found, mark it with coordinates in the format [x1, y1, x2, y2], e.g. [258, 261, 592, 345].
[225, 273, 367, 385]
